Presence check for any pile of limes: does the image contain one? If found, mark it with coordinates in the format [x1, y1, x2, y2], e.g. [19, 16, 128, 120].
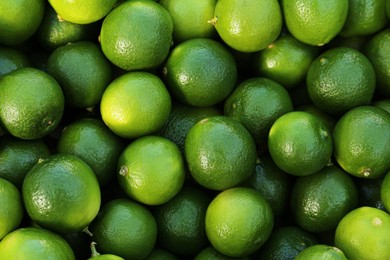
[1, 0, 390, 259]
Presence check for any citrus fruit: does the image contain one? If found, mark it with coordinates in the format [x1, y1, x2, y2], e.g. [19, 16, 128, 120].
[257, 226, 319, 259]
[381, 171, 390, 213]
[22, 153, 101, 234]
[194, 246, 250, 259]
[0, 178, 23, 240]
[0, 227, 75, 259]
[364, 29, 390, 96]
[211, 0, 282, 52]
[205, 187, 274, 257]
[295, 244, 348, 260]
[306, 47, 376, 115]
[100, 71, 171, 139]
[159, 0, 217, 43]
[158, 102, 222, 152]
[252, 33, 319, 89]
[281, 0, 348, 46]
[340, 0, 388, 38]
[356, 177, 386, 210]
[334, 206, 390, 260]
[163, 38, 237, 107]
[0, 46, 30, 77]
[47, 41, 113, 108]
[153, 186, 211, 255]
[244, 156, 294, 218]
[0, 67, 65, 140]
[374, 99, 390, 114]
[224, 77, 293, 144]
[89, 198, 158, 259]
[48, 0, 117, 24]
[0, 0, 45, 45]
[57, 118, 124, 187]
[0, 135, 50, 188]
[333, 106, 390, 179]
[36, 4, 99, 51]
[88, 242, 125, 260]
[117, 135, 185, 205]
[268, 111, 333, 176]
[99, 0, 173, 71]
[290, 165, 358, 233]
[184, 116, 257, 190]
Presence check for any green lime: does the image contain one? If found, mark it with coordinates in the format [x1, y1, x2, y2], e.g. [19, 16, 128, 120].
[184, 116, 257, 190]
[268, 111, 333, 176]
[257, 226, 319, 259]
[205, 187, 274, 257]
[88, 242, 125, 260]
[381, 171, 390, 213]
[57, 118, 124, 187]
[194, 246, 250, 260]
[211, 0, 282, 52]
[340, 0, 388, 38]
[290, 165, 358, 233]
[0, 0, 45, 45]
[0, 67, 64, 140]
[252, 33, 319, 89]
[0, 227, 75, 259]
[0, 46, 30, 77]
[158, 102, 222, 152]
[22, 153, 101, 233]
[0, 135, 50, 188]
[281, 0, 348, 46]
[100, 71, 171, 139]
[100, 0, 173, 71]
[364, 29, 390, 96]
[89, 198, 158, 259]
[295, 244, 348, 260]
[153, 186, 212, 255]
[224, 77, 293, 144]
[163, 38, 237, 107]
[47, 41, 112, 108]
[0, 178, 24, 240]
[48, 0, 117, 24]
[117, 135, 185, 205]
[334, 206, 390, 260]
[159, 0, 217, 43]
[306, 47, 376, 115]
[333, 106, 390, 179]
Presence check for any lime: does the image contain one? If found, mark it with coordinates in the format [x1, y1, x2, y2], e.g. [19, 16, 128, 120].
[117, 135, 185, 205]
[0, 178, 24, 240]
[47, 41, 113, 108]
[163, 38, 237, 107]
[0, 227, 75, 259]
[0, 46, 30, 77]
[22, 153, 101, 233]
[381, 171, 390, 213]
[205, 187, 274, 257]
[334, 206, 390, 260]
[89, 198, 158, 259]
[281, 0, 348, 46]
[340, 0, 388, 38]
[290, 165, 358, 233]
[374, 99, 390, 114]
[295, 244, 348, 260]
[268, 111, 333, 176]
[159, 0, 217, 43]
[224, 77, 293, 144]
[333, 106, 390, 179]
[0, 68, 65, 140]
[194, 246, 250, 259]
[211, 0, 282, 52]
[88, 242, 125, 260]
[0, 135, 50, 188]
[57, 118, 124, 187]
[48, 0, 117, 24]
[306, 47, 376, 115]
[144, 248, 179, 260]
[184, 116, 257, 190]
[297, 104, 337, 133]
[0, 0, 45, 45]
[100, 0, 173, 71]
[252, 33, 319, 89]
[100, 71, 171, 139]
